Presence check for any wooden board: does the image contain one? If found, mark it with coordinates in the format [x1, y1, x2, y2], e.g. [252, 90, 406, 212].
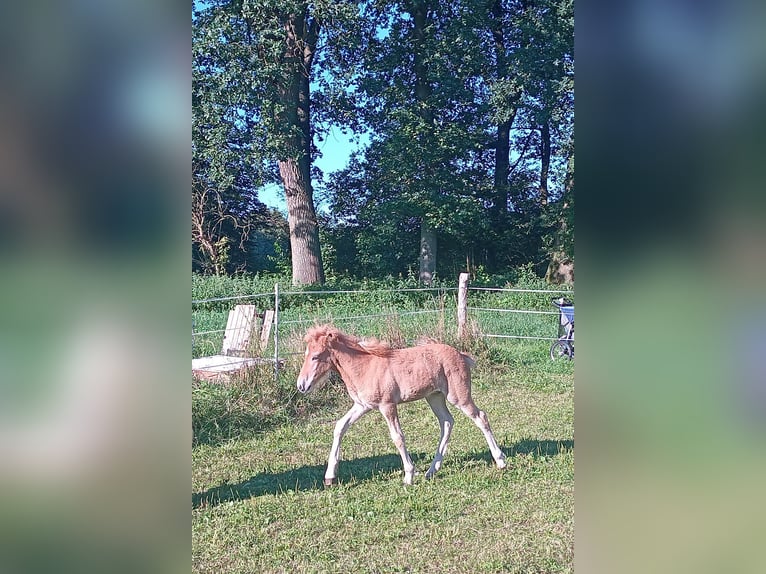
[221, 305, 258, 357]
[192, 355, 284, 383]
[260, 309, 274, 350]
[193, 306, 282, 382]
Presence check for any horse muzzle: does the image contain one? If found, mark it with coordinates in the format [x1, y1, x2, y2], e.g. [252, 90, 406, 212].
[297, 376, 313, 394]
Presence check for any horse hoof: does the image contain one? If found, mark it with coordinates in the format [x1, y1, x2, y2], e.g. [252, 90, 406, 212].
[496, 459, 507, 470]
[324, 477, 338, 487]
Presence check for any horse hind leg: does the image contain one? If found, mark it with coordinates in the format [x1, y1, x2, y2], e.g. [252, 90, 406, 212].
[453, 399, 507, 469]
[425, 392, 454, 480]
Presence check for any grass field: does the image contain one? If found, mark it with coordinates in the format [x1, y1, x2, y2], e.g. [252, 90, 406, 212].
[193, 336, 574, 573]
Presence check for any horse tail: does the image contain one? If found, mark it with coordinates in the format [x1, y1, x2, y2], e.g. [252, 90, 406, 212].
[461, 353, 477, 369]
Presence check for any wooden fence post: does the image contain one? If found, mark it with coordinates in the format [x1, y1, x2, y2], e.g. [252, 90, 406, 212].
[457, 272, 469, 339]
[273, 282, 280, 382]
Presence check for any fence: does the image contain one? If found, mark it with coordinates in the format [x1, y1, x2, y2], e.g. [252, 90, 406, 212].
[457, 272, 573, 342]
[192, 274, 573, 381]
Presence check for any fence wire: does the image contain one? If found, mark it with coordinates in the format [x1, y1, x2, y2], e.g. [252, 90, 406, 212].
[280, 309, 441, 326]
[468, 307, 560, 315]
[192, 282, 573, 380]
[468, 287, 572, 294]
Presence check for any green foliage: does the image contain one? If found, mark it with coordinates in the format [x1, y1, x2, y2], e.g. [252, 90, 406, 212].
[192, 273, 288, 302]
[193, 0, 574, 279]
[313, 0, 574, 279]
[193, 0, 300, 275]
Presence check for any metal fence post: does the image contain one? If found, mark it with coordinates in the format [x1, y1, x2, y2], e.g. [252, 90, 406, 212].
[457, 272, 469, 339]
[273, 282, 280, 383]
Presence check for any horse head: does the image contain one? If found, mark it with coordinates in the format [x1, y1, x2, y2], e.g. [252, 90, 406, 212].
[296, 325, 338, 393]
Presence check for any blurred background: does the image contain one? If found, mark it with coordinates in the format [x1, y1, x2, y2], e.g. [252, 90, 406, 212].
[0, 1, 188, 573]
[577, 0, 766, 572]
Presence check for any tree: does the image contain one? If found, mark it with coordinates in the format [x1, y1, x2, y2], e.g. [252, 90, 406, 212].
[192, 0, 574, 281]
[481, 0, 573, 272]
[333, 1, 491, 282]
[487, 0, 522, 219]
[193, 18, 273, 275]
[269, 3, 325, 285]
[193, 0, 359, 284]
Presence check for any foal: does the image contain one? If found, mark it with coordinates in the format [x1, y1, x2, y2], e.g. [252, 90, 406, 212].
[296, 325, 507, 485]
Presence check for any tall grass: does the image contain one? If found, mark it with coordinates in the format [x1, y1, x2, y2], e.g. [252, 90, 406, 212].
[192, 271, 573, 445]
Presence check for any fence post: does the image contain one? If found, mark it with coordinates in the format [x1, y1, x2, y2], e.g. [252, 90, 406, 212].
[273, 282, 280, 382]
[457, 272, 469, 339]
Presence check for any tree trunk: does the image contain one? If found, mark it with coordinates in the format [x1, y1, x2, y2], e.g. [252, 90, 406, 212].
[489, 0, 517, 218]
[564, 133, 574, 195]
[494, 115, 514, 216]
[409, 1, 433, 125]
[409, 1, 437, 284]
[277, 11, 324, 285]
[539, 120, 551, 206]
[419, 219, 437, 285]
[279, 157, 324, 285]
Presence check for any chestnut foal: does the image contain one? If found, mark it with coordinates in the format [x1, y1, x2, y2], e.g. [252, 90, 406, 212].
[296, 325, 506, 485]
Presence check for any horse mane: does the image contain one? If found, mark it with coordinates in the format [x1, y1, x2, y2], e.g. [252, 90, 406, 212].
[305, 324, 393, 357]
[357, 336, 392, 357]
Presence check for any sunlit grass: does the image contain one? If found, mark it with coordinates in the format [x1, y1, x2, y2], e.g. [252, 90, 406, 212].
[192, 277, 573, 572]
[193, 350, 573, 573]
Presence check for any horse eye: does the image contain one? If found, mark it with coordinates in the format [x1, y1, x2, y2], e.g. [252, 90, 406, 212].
[311, 355, 320, 361]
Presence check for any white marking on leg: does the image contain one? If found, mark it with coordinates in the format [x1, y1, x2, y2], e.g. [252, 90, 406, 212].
[425, 393, 453, 479]
[459, 404, 507, 469]
[474, 410, 506, 468]
[325, 403, 370, 483]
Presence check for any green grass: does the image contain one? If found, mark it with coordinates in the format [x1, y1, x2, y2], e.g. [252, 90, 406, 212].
[193, 340, 573, 573]
[193, 274, 573, 573]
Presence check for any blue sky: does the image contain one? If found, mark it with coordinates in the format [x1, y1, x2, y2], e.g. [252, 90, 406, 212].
[260, 128, 368, 214]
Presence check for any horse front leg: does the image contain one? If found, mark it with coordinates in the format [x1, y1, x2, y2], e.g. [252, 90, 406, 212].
[379, 403, 416, 485]
[324, 402, 370, 486]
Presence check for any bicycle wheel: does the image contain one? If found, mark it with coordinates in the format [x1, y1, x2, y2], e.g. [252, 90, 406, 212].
[550, 340, 573, 360]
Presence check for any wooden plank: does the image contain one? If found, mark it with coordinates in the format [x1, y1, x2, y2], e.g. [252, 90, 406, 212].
[193, 305, 286, 382]
[222, 305, 258, 356]
[260, 310, 274, 350]
[192, 355, 285, 384]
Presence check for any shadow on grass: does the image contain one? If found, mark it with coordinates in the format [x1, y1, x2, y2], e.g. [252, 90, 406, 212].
[193, 452, 429, 509]
[193, 439, 573, 510]
[453, 438, 574, 467]
[513, 437, 573, 456]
